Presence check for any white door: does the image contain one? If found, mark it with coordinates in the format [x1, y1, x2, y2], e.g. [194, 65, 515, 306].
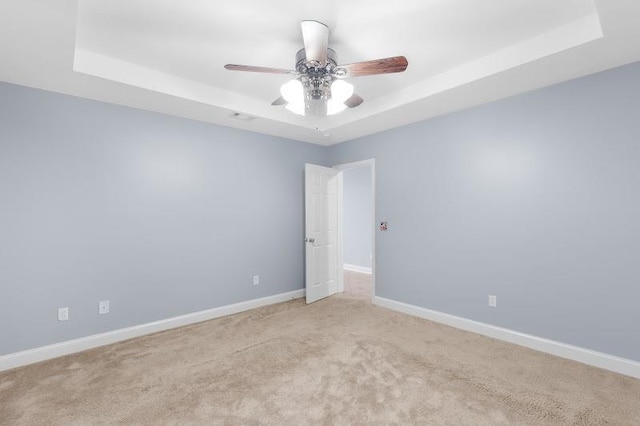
[305, 164, 342, 304]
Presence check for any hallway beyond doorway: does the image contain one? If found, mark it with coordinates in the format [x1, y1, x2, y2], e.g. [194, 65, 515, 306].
[343, 270, 372, 300]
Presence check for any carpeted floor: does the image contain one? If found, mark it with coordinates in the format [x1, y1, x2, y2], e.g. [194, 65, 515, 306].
[343, 270, 372, 300]
[1, 282, 639, 425]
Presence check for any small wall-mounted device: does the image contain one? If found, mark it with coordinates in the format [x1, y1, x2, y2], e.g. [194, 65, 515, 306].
[379, 221, 388, 232]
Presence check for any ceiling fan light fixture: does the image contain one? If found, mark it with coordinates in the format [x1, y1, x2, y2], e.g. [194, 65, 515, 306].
[327, 80, 354, 115]
[226, 21, 408, 117]
[281, 79, 303, 104]
[281, 79, 305, 116]
[330, 80, 354, 104]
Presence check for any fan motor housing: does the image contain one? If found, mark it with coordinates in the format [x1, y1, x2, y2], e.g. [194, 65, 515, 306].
[295, 48, 338, 71]
[295, 48, 337, 103]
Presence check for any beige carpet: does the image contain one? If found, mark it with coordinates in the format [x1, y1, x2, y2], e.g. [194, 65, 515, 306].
[343, 270, 372, 300]
[1, 291, 639, 425]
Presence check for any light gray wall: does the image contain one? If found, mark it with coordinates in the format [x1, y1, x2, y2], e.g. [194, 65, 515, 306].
[342, 166, 372, 268]
[328, 62, 640, 362]
[4, 61, 640, 362]
[0, 82, 326, 356]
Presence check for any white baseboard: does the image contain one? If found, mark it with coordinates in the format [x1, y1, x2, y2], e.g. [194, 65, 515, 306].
[343, 263, 372, 274]
[373, 296, 640, 379]
[0, 289, 305, 372]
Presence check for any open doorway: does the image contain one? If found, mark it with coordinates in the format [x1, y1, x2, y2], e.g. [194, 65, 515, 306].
[335, 159, 375, 302]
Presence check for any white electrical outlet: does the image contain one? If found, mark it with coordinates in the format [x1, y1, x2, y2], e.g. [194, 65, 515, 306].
[58, 307, 69, 321]
[99, 300, 110, 315]
[253, 275, 260, 286]
[488, 295, 497, 307]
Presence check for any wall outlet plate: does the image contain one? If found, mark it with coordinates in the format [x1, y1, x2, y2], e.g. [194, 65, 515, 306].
[99, 300, 110, 315]
[58, 307, 69, 321]
[253, 275, 260, 286]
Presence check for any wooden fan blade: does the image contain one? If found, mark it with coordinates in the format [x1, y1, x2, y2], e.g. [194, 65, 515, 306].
[344, 94, 364, 108]
[301, 20, 329, 65]
[336, 56, 408, 77]
[271, 96, 287, 106]
[224, 64, 298, 75]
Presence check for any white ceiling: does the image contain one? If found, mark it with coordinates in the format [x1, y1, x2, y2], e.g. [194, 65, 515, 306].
[1, 0, 639, 145]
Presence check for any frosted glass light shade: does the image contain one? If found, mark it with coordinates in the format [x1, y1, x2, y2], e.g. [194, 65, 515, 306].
[330, 80, 353, 103]
[280, 79, 305, 116]
[280, 79, 303, 103]
[280, 78, 354, 116]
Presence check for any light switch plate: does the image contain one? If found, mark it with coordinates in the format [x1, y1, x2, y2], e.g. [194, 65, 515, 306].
[488, 295, 497, 307]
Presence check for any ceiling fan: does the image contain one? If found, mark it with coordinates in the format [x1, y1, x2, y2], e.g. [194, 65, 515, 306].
[224, 20, 408, 116]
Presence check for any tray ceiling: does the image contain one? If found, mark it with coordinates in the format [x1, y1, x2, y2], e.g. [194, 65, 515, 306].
[1, 0, 640, 144]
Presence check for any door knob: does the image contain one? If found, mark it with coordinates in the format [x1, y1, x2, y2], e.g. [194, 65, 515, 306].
[305, 237, 315, 243]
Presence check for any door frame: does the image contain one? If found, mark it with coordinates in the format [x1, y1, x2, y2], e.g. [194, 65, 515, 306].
[333, 158, 376, 301]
